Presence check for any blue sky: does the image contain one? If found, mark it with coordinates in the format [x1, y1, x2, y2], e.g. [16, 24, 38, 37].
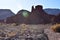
[0, 0, 60, 14]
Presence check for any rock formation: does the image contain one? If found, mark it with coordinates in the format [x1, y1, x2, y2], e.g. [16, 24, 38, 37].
[54, 14, 60, 23]
[6, 5, 59, 24]
[6, 10, 30, 24]
[29, 5, 51, 24]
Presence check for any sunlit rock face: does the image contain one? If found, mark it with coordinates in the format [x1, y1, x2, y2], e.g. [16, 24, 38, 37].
[21, 10, 29, 18]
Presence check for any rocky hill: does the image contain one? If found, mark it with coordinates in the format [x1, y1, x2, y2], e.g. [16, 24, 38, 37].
[6, 10, 30, 24]
[6, 5, 56, 24]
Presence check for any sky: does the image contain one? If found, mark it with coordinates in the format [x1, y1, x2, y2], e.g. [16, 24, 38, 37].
[0, 0, 60, 14]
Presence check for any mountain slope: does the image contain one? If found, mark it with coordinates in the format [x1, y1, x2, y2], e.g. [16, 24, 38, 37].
[0, 9, 15, 20]
[6, 10, 30, 23]
[44, 8, 60, 15]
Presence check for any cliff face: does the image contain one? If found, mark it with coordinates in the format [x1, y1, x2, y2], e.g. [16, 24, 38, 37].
[29, 5, 52, 24]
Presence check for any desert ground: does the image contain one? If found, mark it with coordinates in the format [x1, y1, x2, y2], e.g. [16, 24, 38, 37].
[0, 23, 60, 40]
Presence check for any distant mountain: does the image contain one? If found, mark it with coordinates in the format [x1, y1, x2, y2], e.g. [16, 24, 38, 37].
[0, 9, 15, 20]
[44, 8, 60, 15]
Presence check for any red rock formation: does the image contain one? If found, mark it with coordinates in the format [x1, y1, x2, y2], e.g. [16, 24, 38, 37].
[35, 5, 43, 11]
[6, 5, 57, 24]
[29, 5, 51, 24]
[31, 6, 35, 12]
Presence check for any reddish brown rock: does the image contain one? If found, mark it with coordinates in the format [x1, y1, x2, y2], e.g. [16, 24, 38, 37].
[6, 10, 30, 24]
[54, 14, 60, 23]
[29, 5, 51, 24]
[6, 5, 57, 24]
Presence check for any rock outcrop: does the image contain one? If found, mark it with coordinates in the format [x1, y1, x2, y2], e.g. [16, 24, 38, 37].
[29, 5, 51, 24]
[6, 10, 30, 24]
